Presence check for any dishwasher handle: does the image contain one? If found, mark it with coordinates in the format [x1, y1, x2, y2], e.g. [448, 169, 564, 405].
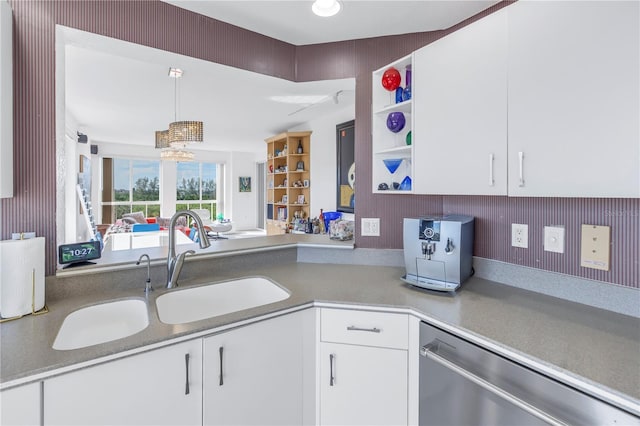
[421, 343, 568, 426]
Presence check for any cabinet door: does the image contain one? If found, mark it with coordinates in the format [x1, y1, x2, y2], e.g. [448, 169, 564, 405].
[44, 340, 202, 426]
[1, 382, 40, 426]
[413, 9, 507, 195]
[319, 342, 408, 426]
[507, 1, 639, 197]
[203, 312, 306, 426]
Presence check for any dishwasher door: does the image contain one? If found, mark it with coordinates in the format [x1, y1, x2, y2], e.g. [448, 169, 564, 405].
[419, 321, 640, 426]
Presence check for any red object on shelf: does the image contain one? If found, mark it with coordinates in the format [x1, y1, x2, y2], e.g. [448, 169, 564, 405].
[381, 67, 401, 91]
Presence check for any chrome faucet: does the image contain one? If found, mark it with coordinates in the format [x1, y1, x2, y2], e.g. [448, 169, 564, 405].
[167, 210, 211, 288]
[136, 253, 154, 295]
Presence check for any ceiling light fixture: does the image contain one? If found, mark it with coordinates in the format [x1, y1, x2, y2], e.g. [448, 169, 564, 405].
[312, 0, 341, 17]
[160, 148, 195, 162]
[155, 130, 170, 149]
[168, 68, 203, 148]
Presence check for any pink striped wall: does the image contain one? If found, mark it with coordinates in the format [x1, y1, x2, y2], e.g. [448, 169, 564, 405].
[2, 1, 638, 288]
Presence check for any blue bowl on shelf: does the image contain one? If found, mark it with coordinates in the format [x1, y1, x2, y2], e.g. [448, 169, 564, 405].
[383, 158, 403, 174]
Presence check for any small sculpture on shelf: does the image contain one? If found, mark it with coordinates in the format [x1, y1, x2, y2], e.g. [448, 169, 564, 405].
[293, 180, 303, 188]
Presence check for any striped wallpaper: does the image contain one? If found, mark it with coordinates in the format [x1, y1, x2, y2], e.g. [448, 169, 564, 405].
[2, 1, 638, 288]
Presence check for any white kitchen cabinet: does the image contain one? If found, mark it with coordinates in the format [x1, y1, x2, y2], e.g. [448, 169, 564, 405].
[507, 1, 639, 197]
[413, 9, 508, 195]
[203, 311, 309, 426]
[0, 382, 41, 426]
[43, 339, 202, 426]
[319, 309, 409, 426]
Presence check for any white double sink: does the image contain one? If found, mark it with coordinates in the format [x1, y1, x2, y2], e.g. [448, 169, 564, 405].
[52, 277, 290, 351]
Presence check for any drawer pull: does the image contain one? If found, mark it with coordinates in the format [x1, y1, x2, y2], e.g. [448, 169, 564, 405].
[347, 326, 381, 333]
[219, 346, 224, 386]
[329, 353, 335, 386]
[184, 353, 190, 395]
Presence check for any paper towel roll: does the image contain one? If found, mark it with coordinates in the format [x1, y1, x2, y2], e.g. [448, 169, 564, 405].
[0, 237, 45, 318]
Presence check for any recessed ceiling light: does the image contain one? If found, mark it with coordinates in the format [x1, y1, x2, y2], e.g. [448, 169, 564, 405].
[312, 0, 341, 17]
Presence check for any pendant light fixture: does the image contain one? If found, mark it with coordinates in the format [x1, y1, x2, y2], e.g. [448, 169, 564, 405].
[160, 148, 195, 162]
[312, 0, 341, 17]
[155, 130, 169, 149]
[168, 67, 203, 148]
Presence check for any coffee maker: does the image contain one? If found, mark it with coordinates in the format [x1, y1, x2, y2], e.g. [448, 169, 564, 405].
[402, 215, 474, 292]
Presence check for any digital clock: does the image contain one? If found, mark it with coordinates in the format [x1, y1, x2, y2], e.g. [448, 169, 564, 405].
[58, 240, 102, 266]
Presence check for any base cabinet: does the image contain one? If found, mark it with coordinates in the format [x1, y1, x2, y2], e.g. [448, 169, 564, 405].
[318, 308, 410, 425]
[203, 312, 307, 426]
[43, 340, 202, 426]
[1, 382, 41, 426]
[319, 342, 408, 425]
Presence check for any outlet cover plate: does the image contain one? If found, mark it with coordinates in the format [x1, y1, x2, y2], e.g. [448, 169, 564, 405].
[511, 223, 528, 248]
[361, 218, 380, 237]
[544, 226, 565, 253]
[580, 224, 610, 271]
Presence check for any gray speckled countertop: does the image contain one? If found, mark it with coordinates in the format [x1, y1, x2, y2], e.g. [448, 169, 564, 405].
[2, 257, 639, 416]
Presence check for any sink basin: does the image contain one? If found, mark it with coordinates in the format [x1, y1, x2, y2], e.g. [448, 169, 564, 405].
[156, 277, 290, 325]
[53, 299, 149, 350]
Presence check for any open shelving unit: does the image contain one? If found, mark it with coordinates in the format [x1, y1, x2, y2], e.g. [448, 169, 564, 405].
[372, 53, 414, 194]
[265, 131, 312, 235]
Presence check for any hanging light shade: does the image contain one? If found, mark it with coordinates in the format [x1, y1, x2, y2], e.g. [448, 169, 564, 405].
[168, 120, 203, 147]
[155, 130, 170, 149]
[161, 148, 194, 162]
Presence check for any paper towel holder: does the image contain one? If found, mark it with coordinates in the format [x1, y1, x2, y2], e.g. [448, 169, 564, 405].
[0, 269, 49, 323]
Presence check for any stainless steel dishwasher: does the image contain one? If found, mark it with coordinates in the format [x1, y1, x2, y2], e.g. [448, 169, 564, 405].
[419, 321, 639, 425]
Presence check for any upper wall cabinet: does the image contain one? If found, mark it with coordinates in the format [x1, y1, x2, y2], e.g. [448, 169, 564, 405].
[507, 1, 639, 197]
[413, 9, 508, 195]
[0, 0, 13, 198]
[372, 54, 414, 194]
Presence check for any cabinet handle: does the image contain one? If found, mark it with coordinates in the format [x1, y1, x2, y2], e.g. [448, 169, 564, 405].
[347, 325, 381, 333]
[329, 353, 335, 386]
[219, 346, 224, 386]
[518, 151, 525, 187]
[184, 353, 190, 395]
[488, 153, 495, 187]
[420, 343, 567, 426]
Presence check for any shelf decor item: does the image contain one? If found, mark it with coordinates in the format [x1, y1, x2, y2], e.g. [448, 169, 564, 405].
[402, 66, 412, 101]
[381, 67, 401, 91]
[383, 158, 403, 174]
[406, 131, 412, 145]
[386, 112, 406, 133]
[399, 175, 412, 190]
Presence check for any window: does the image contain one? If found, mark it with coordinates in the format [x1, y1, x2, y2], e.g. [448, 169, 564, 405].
[104, 158, 161, 220]
[176, 162, 219, 219]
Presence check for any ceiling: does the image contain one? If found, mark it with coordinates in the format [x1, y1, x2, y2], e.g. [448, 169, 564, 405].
[62, 1, 498, 154]
[163, 1, 500, 45]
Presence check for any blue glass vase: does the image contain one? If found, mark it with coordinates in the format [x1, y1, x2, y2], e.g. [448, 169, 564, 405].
[402, 66, 412, 101]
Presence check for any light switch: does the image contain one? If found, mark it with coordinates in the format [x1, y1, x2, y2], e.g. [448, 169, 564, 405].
[580, 224, 610, 271]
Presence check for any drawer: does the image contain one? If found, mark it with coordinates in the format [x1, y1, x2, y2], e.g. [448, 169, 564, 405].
[321, 308, 408, 350]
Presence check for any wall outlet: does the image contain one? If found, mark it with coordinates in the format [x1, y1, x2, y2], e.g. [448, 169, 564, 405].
[361, 218, 380, 237]
[544, 226, 565, 253]
[580, 224, 610, 271]
[511, 223, 528, 248]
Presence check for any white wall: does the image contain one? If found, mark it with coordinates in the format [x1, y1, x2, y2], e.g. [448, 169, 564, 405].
[290, 106, 355, 220]
[228, 151, 260, 229]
